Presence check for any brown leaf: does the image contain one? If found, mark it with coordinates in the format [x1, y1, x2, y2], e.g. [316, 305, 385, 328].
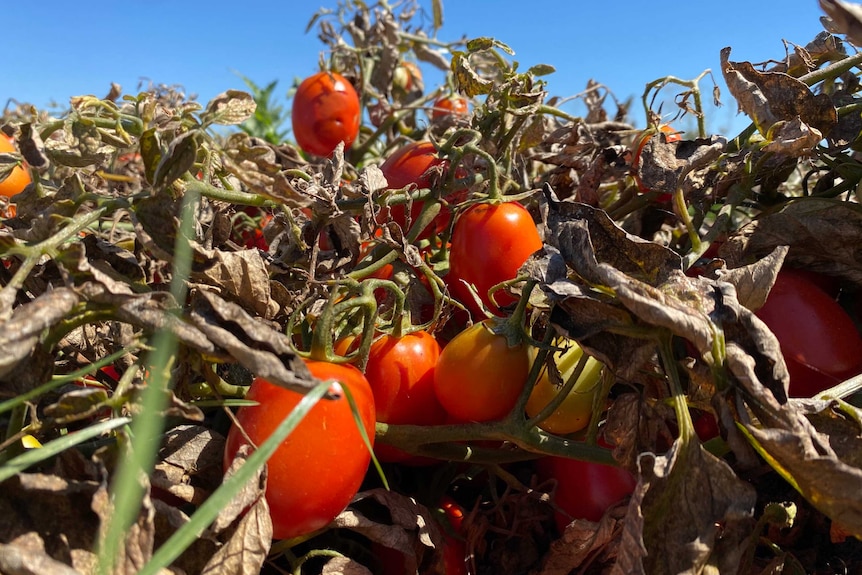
[332, 489, 443, 574]
[720, 47, 837, 136]
[0, 472, 101, 572]
[321, 556, 374, 575]
[204, 90, 257, 126]
[738, 395, 862, 538]
[0, 288, 80, 381]
[152, 425, 226, 506]
[720, 198, 862, 285]
[537, 515, 623, 575]
[614, 438, 757, 574]
[634, 136, 726, 199]
[201, 496, 271, 575]
[716, 245, 788, 311]
[0, 543, 82, 575]
[188, 289, 316, 395]
[190, 247, 278, 319]
[820, 0, 862, 48]
[212, 444, 269, 535]
[92, 478, 157, 575]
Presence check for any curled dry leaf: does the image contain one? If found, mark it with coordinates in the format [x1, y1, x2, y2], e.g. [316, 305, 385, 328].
[720, 198, 862, 285]
[204, 90, 257, 126]
[320, 556, 374, 575]
[0, 287, 80, 381]
[537, 513, 625, 575]
[720, 47, 837, 138]
[612, 438, 757, 575]
[331, 489, 443, 574]
[820, 0, 862, 47]
[152, 425, 226, 506]
[634, 135, 727, 199]
[535, 197, 788, 403]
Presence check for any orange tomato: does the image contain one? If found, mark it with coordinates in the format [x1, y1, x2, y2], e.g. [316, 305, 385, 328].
[0, 136, 31, 199]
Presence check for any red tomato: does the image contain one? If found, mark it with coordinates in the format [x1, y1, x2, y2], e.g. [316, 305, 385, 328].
[0, 136, 31, 199]
[535, 454, 636, 531]
[692, 410, 720, 442]
[631, 124, 681, 201]
[431, 95, 469, 120]
[291, 71, 361, 157]
[446, 201, 543, 317]
[755, 268, 862, 397]
[223, 360, 376, 540]
[434, 319, 533, 422]
[378, 141, 467, 239]
[364, 331, 447, 462]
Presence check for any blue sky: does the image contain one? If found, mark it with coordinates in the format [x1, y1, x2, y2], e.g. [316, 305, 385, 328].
[3, 1, 828, 138]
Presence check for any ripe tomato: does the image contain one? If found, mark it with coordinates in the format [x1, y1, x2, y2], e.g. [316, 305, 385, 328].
[446, 201, 543, 317]
[431, 95, 469, 120]
[631, 124, 681, 201]
[223, 360, 376, 540]
[378, 141, 466, 239]
[525, 341, 602, 435]
[363, 331, 447, 462]
[434, 319, 533, 422]
[0, 136, 31, 199]
[535, 453, 636, 531]
[291, 71, 361, 157]
[755, 268, 862, 397]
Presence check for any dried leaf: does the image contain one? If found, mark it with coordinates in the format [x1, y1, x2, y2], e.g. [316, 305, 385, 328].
[613, 438, 757, 574]
[451, 52, 494, 97]
[153, 129, 201, 189]
[188, 289, 316, 395]
[320, 556, 374, 574]
[720, 198, 862, 285]
[152, 425, 226, 506]
[201, 495, 271, 575]
[204, 90, 257, 126]
[212, 444, 269, 535]
[537, 514, 622, 575]
[0, 288, 80, 380]
[820, 0, 862, 47]
[0, 543, 82, 575]
[720, 47, 837, 136]
[634, 136, 727, 199]
[191, 247, 278, 319]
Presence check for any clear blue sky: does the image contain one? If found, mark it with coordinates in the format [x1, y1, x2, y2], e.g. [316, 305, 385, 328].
[3, 1, 828, 138]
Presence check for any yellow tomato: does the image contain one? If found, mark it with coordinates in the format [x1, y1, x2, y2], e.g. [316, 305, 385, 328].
[526, 341, 603, 435]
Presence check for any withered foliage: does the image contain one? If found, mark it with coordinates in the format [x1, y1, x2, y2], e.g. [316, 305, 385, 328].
[3, 0, 862, 573]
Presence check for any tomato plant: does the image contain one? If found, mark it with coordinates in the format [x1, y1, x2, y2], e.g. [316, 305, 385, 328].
[431, 95, 469, 120]
[222, 360, 376, 540]
[363, 331, 447, 462]
[535, 453, 636, 531]
[446, 201, 543, 317]
[755, 268, 862, 398]
[377, 141, 466, 239]
[0, 136, 31, 199]
[434, 319, 533, 422]
[525, 341, 603, 435]
[291, 71, 361, 157]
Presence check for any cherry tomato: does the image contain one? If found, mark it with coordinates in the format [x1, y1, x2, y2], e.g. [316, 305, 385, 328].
[0, 136, 31, 199]
[363, 331, 447, 462]
[431, 95, 469, 120]
[631, 124, 681, 201]
[393, 61, 423, 94]
[535, 453, 636, 531]
[236, 209, 272, 251]
[446, 201, 543, 317]
[526, 341, 602, 435]
[434, 319, 533, 422]
[378, 141, 467, 239]
[223, 360, 376, 540]
[692, 410, 720, 442]
[755, 268, 862, 397]
[291, 71, 361, 157]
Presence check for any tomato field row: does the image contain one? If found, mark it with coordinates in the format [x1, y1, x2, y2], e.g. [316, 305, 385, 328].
[3, 1, 862, 574]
